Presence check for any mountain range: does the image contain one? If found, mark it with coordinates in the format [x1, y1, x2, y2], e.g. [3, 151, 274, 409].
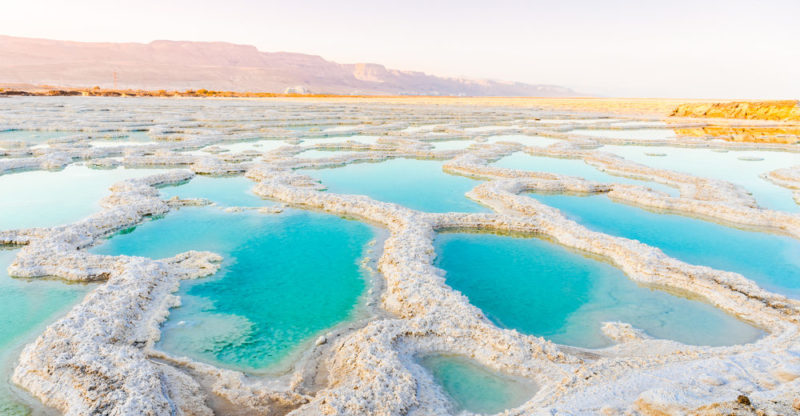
[0, 35, 577, 96]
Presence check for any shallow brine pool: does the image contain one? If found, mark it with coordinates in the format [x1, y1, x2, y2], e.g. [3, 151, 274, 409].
[493, 152, 679, 196]
[301, 158, 489, 213]
[532, 193, 800, 298]
[0, 165, 165, 231]
[299, 135, 382, 146]
[159, 175, 266, 207]
[484, 134, 564, 148]
[419, 354, 537, 414]
[0, 248, 92, 415]
[296, 149, 360, 159]
[91, 206, 376, 372]
[601, 145, 800, 212]
[435, 232, 762, 348]
[0, 130, 77, 144]
[569, 128, 678, 141]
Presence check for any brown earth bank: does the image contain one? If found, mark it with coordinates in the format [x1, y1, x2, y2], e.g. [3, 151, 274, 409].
[671, 100, 800, 121]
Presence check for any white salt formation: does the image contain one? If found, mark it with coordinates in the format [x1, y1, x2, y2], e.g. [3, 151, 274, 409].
[1, 97, 799, 415]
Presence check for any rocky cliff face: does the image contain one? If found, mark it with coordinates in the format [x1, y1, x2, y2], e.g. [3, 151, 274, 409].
[671, 100, 800, 121]
[0, 35, 576, 96]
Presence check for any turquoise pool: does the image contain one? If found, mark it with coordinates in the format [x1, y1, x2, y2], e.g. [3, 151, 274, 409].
[0, 248, 92, 415]
[301, 158, 488, 213]
[91, 207, 375, 372]
[532, 193, 800, 298]
[419, 354, 536, 414]
[158, 175, 269, 207]
[0, 165, 165, 231]
[493, 152, 678, 196]
[435, 232, 762, 348]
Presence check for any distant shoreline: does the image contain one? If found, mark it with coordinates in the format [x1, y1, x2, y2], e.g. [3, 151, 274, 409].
[1, 86, 798, 121]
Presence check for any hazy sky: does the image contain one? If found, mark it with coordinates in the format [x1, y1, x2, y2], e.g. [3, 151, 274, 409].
[5, 0, 799, 98]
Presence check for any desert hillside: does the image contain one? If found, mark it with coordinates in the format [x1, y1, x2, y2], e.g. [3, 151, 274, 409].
[0, 35, 577, 96]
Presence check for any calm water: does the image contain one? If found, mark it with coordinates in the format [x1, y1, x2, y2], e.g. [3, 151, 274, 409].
[0, 165, 165, 231]
[484, 134, 564, 148]
[494, 152, 678, 196]
[570, 128, 677, 141]
[419, 354, 536, 414]
[435, 232, 762, 348]
[91, 207, 375, 372]
[300, 135, 382, 146]
[297, 149, 358, 159]
[601, 145, 800, 212]
[159, 175, 269, 207]
[0, 248, 92, 415]
[532, 193, 800, 298]
[428, 140, 475, 150]
[301, 158, 488, 213]
[0, 130, 74, 144]
[213, 139, 292, 153]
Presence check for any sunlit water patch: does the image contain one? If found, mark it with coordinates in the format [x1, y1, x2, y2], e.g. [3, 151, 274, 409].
[464, 125, 520, 133]
[302, 158, 488, 213]
[485, 134, 564, 148]
[91, 207, 375, 372]
[0, 130, 75, 144]
[89, 140, 153, 148]
[571, 128, 678, 141]
[532, 193, 800, 298]
[323, 125, 362, 133]
[601, 145, 800, 212]
[435, 232, 762, 348]
[301, 135, 382, 146]
[529, 118, 622, 125]
[419, 354, 537, 414]
[611, 121, 668, 128]
[0, 248, 92, 415]
[494, 152, 678, 196]
[428, 140, 475, 150]
[159, 175, 268, 207]
[400, 125, 440, 133]
[0, 165, 165, 231]
[214, 139, 293, 153]
[296, 149, 361, 159]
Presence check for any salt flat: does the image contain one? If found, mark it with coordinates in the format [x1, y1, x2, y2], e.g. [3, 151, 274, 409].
[1, 96, 799, 415]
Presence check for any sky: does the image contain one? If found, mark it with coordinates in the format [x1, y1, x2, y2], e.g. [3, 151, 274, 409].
[4, 0, 799, 98]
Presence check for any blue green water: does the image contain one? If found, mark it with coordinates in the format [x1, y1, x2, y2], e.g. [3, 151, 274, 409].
[532, 193, 800, 298]
[428, 140, 475, 150]
[570, 128, 677, 141]
[0, 130, 75, 144]
[485, 134, 563, 148]
[601, 145, 800, 212]
[159, 175, 270, 207]
[0, 165, 165, 231]
[419, 354, 536, 414]
[297, 149, 357, 159]
[0, 248, 92, 415]
[91, 207, 374, 372]
[300, 135, 381, 146]
[301, 158, 488, 213]
[494, 152, 679, 196]
[435, 233, 763, 348]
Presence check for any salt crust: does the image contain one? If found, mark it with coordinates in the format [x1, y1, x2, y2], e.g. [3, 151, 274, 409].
[2, 101, 800, 415]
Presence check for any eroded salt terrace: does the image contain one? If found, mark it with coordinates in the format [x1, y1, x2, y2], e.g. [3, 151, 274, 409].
[1, 97, 800, 415]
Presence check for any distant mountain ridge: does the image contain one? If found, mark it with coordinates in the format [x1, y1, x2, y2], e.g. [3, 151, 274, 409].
[0, 35, 577, 96]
